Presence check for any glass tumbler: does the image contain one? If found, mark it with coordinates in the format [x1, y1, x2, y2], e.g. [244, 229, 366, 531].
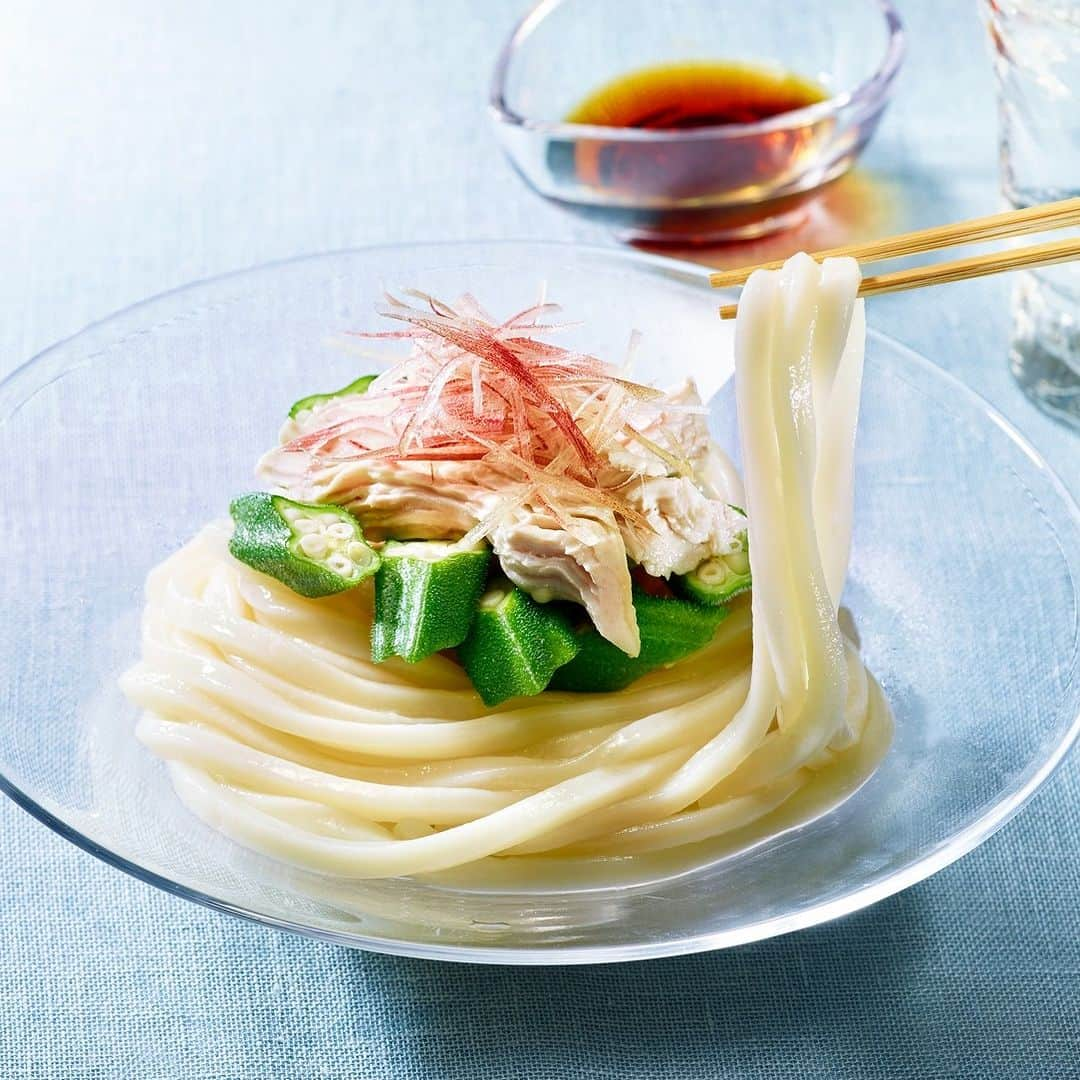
[982, 0, 1080, 428]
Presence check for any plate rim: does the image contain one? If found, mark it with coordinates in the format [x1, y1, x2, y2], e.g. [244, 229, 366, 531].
[2, 238, 1078, 965]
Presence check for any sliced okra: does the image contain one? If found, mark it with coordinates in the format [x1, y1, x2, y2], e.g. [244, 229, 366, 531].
[549, 589, 728, 693]
[456, 583, 580, 707]
[228, 492, 379, 598]
[370, 541, 491, 664]
[673, 531, 752, 607]
[288, 374, 378, 420]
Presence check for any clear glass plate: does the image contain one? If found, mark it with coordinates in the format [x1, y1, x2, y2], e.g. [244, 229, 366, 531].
[1, 241, 1076, 964]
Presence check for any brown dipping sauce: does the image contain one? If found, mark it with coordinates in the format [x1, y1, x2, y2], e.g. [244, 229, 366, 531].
[566, 61, 828, 131]
[562, 62, 831, 238]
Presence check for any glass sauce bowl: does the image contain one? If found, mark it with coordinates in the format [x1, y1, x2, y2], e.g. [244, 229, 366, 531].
[490, 0, 905, 243]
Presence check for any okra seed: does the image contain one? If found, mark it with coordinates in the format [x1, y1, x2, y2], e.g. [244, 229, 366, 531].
[282, 507, 302, 523]
[346, 542, 369, 561]
[326, 522, 353, 540]
[327, 553, 353, 576]
[293, 518, 318, 535]
[697, 560, 727, 585]
[724, 550, 750, 574]
[299, 534, 328, 558]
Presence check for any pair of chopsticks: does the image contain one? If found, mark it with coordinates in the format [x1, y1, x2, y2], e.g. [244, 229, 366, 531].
[713, 197, 1080, 319]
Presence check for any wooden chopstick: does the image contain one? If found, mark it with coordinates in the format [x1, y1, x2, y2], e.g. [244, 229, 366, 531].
[709, 196, 1080, 290]
[717, 235, 1080, 320]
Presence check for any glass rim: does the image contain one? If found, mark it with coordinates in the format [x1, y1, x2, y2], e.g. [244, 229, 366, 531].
[1, 238, 1077, 965]
[488, 0, 906, 142]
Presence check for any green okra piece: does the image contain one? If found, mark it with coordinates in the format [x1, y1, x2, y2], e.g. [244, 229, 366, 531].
[228, 492, 379, 598]
[371, 541, 491, 664]
[673, 532, 752, 607]
[456, 583, 580, 707]
[288, 374, 378, 419]
[549, 589, 729, 693]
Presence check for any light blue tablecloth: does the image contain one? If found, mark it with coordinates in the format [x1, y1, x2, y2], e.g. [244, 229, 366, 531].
[1, 2, 1076, 1076]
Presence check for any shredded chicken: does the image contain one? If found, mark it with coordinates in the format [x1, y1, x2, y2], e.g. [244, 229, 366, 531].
[491, 504, 639, 655]
[258, 292, 744, 654]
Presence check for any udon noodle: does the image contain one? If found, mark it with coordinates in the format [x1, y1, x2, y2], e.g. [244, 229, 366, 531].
[121, 253, 891, 881]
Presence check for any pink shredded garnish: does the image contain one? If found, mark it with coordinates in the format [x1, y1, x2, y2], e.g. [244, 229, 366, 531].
[287, 291, 701, 542]
[379, 310, 603, 476]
